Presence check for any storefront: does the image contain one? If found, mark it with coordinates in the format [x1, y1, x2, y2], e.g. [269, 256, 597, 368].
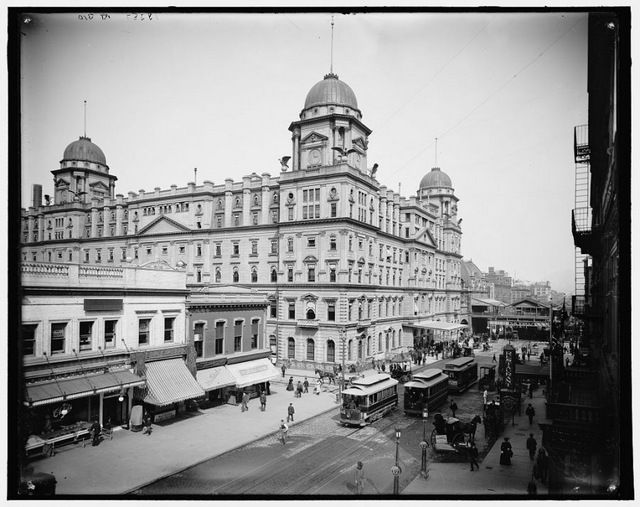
[23, 369, 144, 456]
[225, 358, 279, 403]
[142, 358, 205, 421]
[196, 365, 237, 406]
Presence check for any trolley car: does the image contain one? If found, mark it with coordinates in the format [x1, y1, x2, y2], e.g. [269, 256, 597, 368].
[403, 368, 449, 416]
[340, 373, 399, 426]
[443, 356, 478, 393]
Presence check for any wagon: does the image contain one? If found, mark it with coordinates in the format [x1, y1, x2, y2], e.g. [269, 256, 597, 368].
[430, 413, 481, 452]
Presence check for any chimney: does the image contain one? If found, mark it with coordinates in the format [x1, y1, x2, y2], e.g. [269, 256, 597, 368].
[32, 184, 42, 208]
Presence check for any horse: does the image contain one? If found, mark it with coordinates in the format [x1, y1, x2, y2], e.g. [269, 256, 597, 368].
[458, 415, 482, 442]
[315, 368, 336, 385]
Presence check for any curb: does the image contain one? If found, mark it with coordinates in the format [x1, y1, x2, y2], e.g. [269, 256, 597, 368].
[121, 402, 340, 495]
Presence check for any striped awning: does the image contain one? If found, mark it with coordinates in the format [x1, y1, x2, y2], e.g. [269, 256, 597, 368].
[143, 358, 205, 406]
[196, 366, 236, 391]
[226, 358, 280, 389]
[24, 369, 145, 407]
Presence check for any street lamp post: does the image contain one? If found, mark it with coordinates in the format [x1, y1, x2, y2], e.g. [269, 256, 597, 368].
[391, 428, 402, 495]
[420, 408, 429, 478]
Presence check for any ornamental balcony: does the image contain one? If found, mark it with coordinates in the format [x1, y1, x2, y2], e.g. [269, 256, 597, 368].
[297, 319, 319, 328]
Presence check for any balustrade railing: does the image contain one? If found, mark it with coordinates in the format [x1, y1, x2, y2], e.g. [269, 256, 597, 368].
[21, 262, 69, 276]
[79, 266, 124, 278]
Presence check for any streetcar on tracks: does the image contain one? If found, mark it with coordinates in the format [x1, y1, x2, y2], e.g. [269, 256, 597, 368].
[403, 368, 449, 416]
[340, 373, 399, 426]
[443, 356, 478, 393]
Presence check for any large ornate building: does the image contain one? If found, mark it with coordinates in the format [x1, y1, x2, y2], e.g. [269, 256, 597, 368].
[21, 71, 466, 370]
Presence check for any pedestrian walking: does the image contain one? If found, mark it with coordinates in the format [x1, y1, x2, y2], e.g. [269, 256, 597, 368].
[449, 399, 458, 418]
[260, 390, 267, 412]
[468, 442, 480, 471]
[354, 461, 365, 494]
[287, 402, 295, 422]
[536, 448, 548, 482]
[499, 437, 513, 465]
[241, 391, 250, 412]
[482, 389, 488, 408]
[526, 433, 537, 460]
[314, 378, 322, 395]
[281, 363, 286, 378]
[279, 419, 288, 445]
[266, 380, 271, 395]
[142, 412, 153, 436]
[90, 419, 102, 446]
[525, 403, 535, 425]
[492, 353, 497, 363]
[296, 381, 303, 398]
[303, 377, 309, 393]
[286, 377, 294, 391]
[528, 383, 534, 399]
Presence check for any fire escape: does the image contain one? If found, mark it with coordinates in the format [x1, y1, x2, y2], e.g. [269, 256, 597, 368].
[571, 124, 592, 317]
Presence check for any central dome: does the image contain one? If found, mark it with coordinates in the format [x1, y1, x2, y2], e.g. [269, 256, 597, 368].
[62, 136, 107, 165]
[304, 73, 359, 111]
[419, 167, 452, 189]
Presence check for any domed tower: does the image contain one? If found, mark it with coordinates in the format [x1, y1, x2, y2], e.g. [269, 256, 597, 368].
[288, 73, 372, 172]
[51, 136, 117, 204]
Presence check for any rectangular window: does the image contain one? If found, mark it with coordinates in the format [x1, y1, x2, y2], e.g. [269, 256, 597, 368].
[288, 207, 294, 221]
[79, 321, 93, 351]
[330, 267, 336, 282]
[22, 324, 37, 356]
[328, 304, 336, 322]
[288, 302, 296, 319]
[251, 319, 259, 349]
[164, 317, 175, 342]
[331, 202, 337, 218]
[270, 239, 278, 254]
[307, 237, 316, 248]
[138, 319, 150, 346]
[108, 249, 114, 262]
[287, 266, 293, 282]
[233, 243, 239, 256]
[270, 304, 277, 318]
[252, 212, 258, 225]
[308, 266, 316, 282]
[104, 320, 117, 348]
[216, 216, 222, 228]
[234, 321, 242, 352]
[251, 241, 258, 255]
[50, 322, 66, 354]
[196, 244, 202, 257]
[287, 238, 294, 252]
[215, 321, 224, 354]
[96, 250, 102, 263]
[303, 187, 320, 219]
[215, 243, 221, 257]
[194, 322, 204, 358]
[84, 250, 90, 262]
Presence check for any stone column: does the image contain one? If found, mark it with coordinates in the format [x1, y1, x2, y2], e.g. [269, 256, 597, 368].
[224, 179, 233, 228]
[242, 176, 251, 225]
[261, 173, 271, 224]
[103, 207, 111, 237]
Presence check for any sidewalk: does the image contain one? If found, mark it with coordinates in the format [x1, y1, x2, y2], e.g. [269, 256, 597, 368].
[403, 385, 549, 496]
[27, 381, 339, 495]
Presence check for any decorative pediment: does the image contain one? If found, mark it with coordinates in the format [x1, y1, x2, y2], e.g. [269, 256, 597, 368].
[88, 180, 110, 190]
[301, 131, 329, 144]
[352, 136, 368, 151]
[413, 226, 436, 247]
[139, 259, 178, 271]
[302, 293, 318, 303]
[137, 215, 192, 235]
[303, 255, 318, 264]
[55, 178, 70, 188]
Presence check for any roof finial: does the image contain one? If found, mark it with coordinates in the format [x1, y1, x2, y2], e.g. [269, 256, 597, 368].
[83, 100, 87, 138]
[194, 167, 198, 186]
[330, 15, 335, 74]
[434, 137, 438, 167]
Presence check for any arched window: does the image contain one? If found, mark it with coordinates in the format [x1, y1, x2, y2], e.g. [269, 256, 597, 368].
[288, 337, 295, 359]
[306, 308, 316, 320]
[385, 333, 390, 351]
[215, 268, 221, 283]
[378, 332, 383, 351]
[306, 339, 315, 361]
[392, 329, 397, 348]
[271, 268, 278, 282]
[235, 197, 241, 208]
[327, 340, 335, 362]
[348, 340, 353, 361]
[398, 329, 403, 347]
[251, 267, 258, 283]
[233, 268, 239, 283]
[367, 336, 371, 356]
[358, 339, 363, 360]
[253, 194, 259, 206]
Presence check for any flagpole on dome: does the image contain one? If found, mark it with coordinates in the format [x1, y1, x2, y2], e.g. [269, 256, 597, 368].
[330, 15, 334, 74]
[83, 100, 87, 138]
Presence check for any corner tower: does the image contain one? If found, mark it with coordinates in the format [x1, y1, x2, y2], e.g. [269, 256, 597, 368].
[288, 73, 372, 173]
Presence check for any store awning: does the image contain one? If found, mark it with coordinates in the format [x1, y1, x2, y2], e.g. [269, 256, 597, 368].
[143, 358, 205, 406]
[408, 320, 467, 331]
[196, 366, 236, 391]
[226, 358, 280, 389]
[24, 369, 145, 407]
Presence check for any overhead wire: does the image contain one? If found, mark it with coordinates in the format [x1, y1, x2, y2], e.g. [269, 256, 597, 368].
[395, 17, 584, 173]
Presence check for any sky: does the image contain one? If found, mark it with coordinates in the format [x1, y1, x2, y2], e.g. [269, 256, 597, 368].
[19, 10, 590, 294]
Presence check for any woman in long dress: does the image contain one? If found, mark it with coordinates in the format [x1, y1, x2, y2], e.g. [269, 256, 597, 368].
[500, 437, 513, 465]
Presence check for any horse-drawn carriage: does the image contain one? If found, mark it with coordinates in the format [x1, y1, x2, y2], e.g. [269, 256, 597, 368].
[430, 413, 482, 452]
[314, 364, 338, 385]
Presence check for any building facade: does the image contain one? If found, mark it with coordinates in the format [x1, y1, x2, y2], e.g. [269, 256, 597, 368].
[21, 71, 467, 371]
[484, 266, 513, 304]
